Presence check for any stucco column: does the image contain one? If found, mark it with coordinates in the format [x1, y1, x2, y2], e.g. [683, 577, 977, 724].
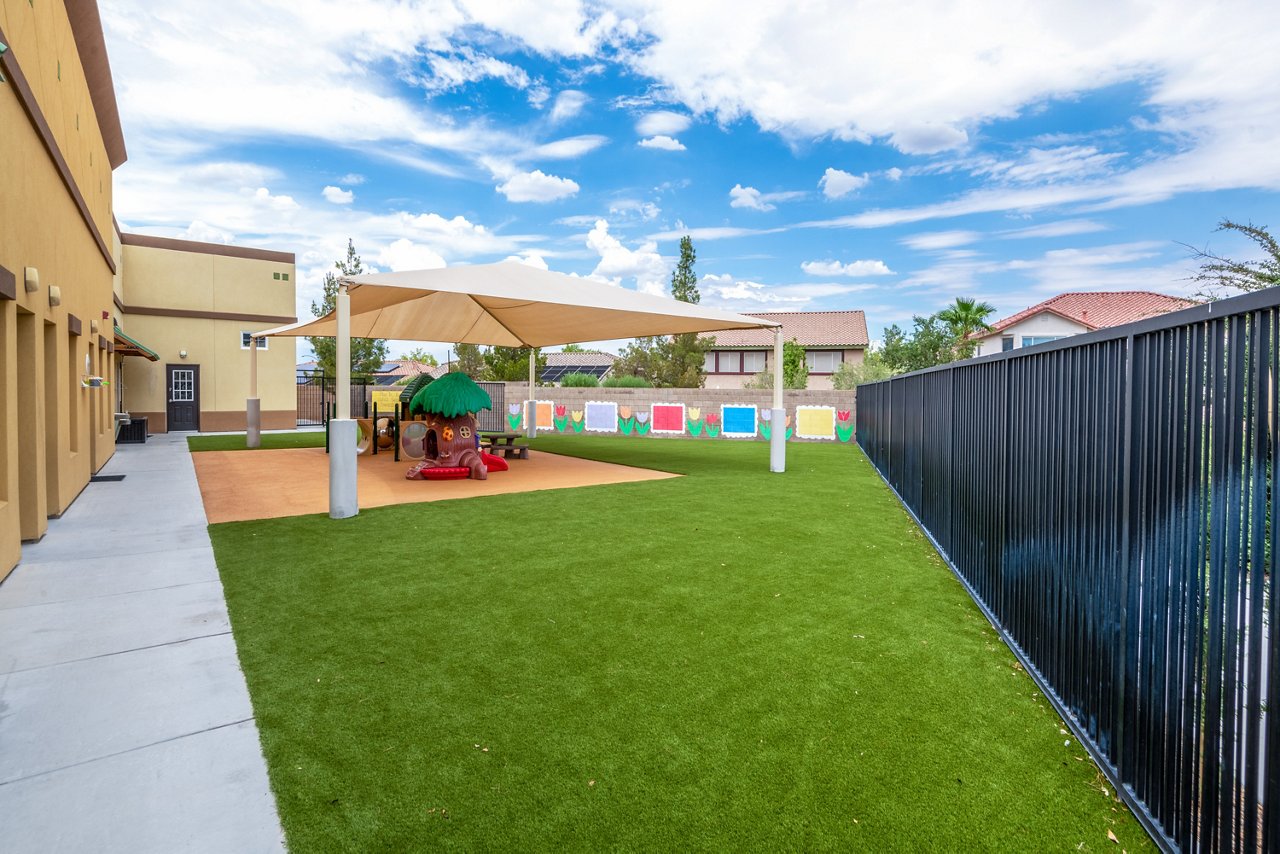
[770, 327, 786, 473]
[330, 283, 358, 518]
[246, 336, 261, 448]
[526, 347, 537, 439]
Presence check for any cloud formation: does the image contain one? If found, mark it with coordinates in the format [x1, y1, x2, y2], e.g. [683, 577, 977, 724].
[819, 168, 869, 199]
[497, 170, 581, 202]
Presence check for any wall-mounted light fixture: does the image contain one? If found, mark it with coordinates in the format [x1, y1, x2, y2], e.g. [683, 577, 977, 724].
[179, 349, 188, 359]
[90, 319, 99, 334]
[48, 285, 61, 307]
[24, 266, 38, 293]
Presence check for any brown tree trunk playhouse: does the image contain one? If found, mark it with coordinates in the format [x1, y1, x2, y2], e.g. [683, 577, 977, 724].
[403, 373, 509, 481]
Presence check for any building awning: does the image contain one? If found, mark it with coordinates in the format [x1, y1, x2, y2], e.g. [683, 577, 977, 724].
[113, 326, 159, 361]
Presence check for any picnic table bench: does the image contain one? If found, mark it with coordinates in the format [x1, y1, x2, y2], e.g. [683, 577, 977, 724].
[480, 432, 530, 460]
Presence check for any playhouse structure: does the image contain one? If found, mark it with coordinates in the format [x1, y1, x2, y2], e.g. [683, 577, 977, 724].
[404, 372, 502, 481]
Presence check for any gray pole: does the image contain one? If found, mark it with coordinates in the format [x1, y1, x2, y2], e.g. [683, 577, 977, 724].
[329, 283, 358, 518]
[770, 328, 786, 473]
[246, 336, 261, 448]
[526, 347, 537, 438]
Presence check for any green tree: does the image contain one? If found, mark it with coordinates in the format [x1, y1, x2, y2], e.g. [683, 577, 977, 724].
[399, 347, 438, 366]
[308, 240, 388, 377]
[1186, 219, 1280, 299]
[482, 346, 547, 382]
[832, 351, 897, 388]
[452, 343, 485, 379]
[559, 344, 586, 353]
[937, 297, 996, 359]
[782, 338, 809, 389]
[880, 314, 959, 373]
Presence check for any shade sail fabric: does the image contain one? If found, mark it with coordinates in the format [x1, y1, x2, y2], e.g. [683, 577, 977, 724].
[254, 262, 780, 347]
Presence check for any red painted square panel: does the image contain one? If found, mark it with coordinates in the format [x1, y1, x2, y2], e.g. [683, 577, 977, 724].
[651, 404, 685, 433]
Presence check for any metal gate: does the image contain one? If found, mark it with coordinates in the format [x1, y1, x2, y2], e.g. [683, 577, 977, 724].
[296, 370, 371, 426]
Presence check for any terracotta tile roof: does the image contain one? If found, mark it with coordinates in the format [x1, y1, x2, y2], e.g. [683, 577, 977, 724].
[701, 310, 869, 348]
[545, 350, 617, 367]
[984, 291, 1197, 336]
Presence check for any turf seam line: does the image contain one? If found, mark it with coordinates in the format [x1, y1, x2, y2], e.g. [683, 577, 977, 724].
[0, 630, 234, 676]
[0, 580, 222, 613]
[0, 716, 257, 787]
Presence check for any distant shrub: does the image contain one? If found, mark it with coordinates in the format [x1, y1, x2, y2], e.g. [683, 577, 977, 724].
[602, 374, 652, 388]
[561, 372, 600, 387]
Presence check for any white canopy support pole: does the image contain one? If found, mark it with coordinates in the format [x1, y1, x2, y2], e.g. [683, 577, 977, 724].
[526, 347, 537, 439]
[330, 283, 358, 518]
[770, 328, 786, 473]
[246, 336, 261, 448]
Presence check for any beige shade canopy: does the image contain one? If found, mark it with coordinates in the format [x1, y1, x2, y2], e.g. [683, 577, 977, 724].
[255, 261, 780, 346]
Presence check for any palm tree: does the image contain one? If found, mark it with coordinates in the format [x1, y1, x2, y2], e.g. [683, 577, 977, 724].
[937, 297, 997, 359]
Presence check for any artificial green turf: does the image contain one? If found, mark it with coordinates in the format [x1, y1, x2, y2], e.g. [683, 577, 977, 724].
[208, 437, 1156, 852]
[187, 431, 326, 452]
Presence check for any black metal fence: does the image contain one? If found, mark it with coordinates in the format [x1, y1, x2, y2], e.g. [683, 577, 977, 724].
[856, 288, 1280, 853]
[296, 370, 371, 426]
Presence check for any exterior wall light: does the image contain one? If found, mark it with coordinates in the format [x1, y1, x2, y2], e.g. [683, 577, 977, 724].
[179, 349, 188, 359]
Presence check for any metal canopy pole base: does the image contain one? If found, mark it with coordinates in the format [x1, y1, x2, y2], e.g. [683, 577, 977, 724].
[328, 419, 358, 519]
[246, 398, 261, 448]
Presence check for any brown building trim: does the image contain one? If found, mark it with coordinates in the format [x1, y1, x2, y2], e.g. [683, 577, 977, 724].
[113, 292, 125, 313]
[0, 26, 116, 275]
[98, 335, 108, 350]
[123, 304, 297, 325]
[138, 410, 295, 434]
[0, 265, 15, 301]
[119, 232, 296, 265]
[65, 0, 127, 169]
[68, 314, 83, 336]
[107, 341, 114, 353]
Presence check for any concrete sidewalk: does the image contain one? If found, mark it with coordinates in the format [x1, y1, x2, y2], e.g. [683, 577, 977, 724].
[0, 434, 285, 853]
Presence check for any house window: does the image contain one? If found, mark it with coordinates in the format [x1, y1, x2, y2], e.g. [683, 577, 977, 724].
[717, 351, 740, 373]
[805, 350, 842, 373]
[241, 332, 268, 350]
[703, 351, 716, 372]
[742, 351, 766, 373]
[1022, 335, 1062, 348]
[1001, 336, 1014, 352]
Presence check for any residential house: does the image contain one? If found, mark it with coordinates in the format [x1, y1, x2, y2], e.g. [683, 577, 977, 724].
[699, 310, 869, 391]
[972, 292, 1198, 356]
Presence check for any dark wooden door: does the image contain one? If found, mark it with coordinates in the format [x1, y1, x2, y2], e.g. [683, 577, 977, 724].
[166, 364, 200, 431]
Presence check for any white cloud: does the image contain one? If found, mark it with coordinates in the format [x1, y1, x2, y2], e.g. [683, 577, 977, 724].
[729, 184, 772, 211]
[525, 135, 609, 160]
[337, 173, 366, 186]
[729, 184, 806, 211]
[638, 135, 686, 151]
[647, 225, 782, 241]
[889, 124, 969, 155]
[322, 185, 354, 204]
[636, 110, 692, 136]
[414, 48, 532, 94]
[181, 161, 281, 188]
[1000, 219, 1108, 240]
[819, 168, 869, 199]
[586, 219, 669, 295]
[550, 89, 590, 122]
[885, 167, 903, 181]
[504, 252, 550, 270]
[801, 259, 894, 277]
[179, 220, 234, 244]
[700, 273, 876, 310]
[608, 199, 661, 221]
[497, 170, 581, 203]
[378, 239, 446, 271]
[250, 186, 300, 212]
[900, 230, 982, 251]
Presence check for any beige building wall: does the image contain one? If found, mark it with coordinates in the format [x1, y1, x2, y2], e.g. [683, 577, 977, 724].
[975, 313, 1089, 356]
[703, 347, 864, 390]
[118, 237, 296, 432]
[1, 0, 124, 579]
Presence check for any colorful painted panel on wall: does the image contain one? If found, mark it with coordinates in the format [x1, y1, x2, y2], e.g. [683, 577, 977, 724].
[371, 389, 401, 414]
[585, 401, 617, 432]
[617, 406, 651, 435]
[836, 409, 854, 442]
[535, 401, 554, 429]
[795, 406, 836, 440]
[650, 403, 686, 434]
[721, 405, 757, 438]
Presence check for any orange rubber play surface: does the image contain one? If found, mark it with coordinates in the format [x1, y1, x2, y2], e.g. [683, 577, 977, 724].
[192, 447, 678, 524]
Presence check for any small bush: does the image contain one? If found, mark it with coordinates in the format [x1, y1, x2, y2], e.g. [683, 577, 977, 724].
[602, 374, 652, 388]
[561, 372, 601, 387]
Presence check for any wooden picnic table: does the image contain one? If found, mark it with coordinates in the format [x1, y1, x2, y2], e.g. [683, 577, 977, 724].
[480, 431, 530, 460]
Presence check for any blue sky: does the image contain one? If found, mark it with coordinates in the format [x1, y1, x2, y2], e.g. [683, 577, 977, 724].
[100, 0, 1280, 362]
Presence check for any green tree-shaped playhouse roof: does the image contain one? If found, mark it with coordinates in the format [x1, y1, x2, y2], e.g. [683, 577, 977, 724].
[410, 371, 492, 417]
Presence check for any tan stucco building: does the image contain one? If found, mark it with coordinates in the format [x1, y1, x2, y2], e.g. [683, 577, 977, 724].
[1, 0, 296, 579]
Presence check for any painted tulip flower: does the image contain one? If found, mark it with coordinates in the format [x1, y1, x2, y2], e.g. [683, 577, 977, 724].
[555, 404, 566, 417]
[760, 409, 772, 422]
[705, 413, 720, 426]
[619, 406, 632, 420]
[687, 407, 701, 421]
[636, 411, 650, 424]
[837, 410, 851, 422]
[571, 410, 583, 422]
[509, 403, 521, 415]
